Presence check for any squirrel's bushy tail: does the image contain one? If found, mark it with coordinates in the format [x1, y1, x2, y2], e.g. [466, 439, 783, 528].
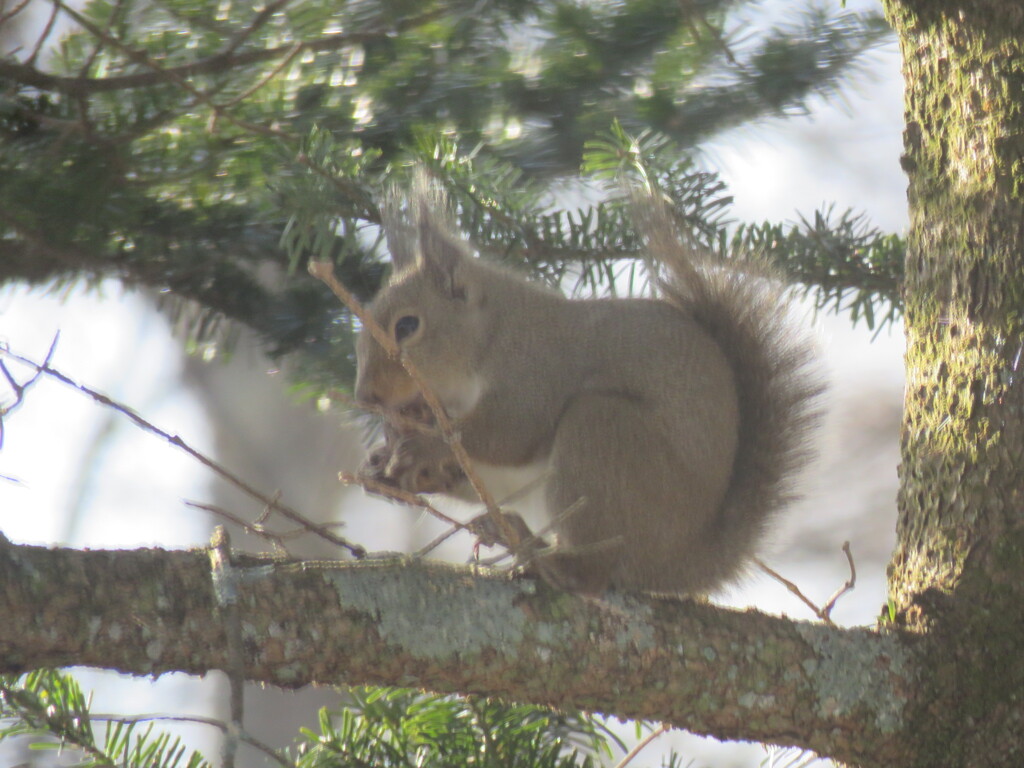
[636, 194, 825, 586]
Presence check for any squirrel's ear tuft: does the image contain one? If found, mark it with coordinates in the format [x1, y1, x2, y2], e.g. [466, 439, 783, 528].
[382, 171, 475, 300]
[381, 191, 418, 272]
[417, 213, 471, 301]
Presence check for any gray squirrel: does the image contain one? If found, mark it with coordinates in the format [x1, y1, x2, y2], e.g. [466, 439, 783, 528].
[355, 190, 821, 597]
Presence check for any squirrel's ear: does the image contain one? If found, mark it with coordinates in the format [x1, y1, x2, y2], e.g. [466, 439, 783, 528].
[416, 207, 472, 301]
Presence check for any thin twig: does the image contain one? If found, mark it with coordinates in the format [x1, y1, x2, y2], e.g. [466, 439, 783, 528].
[254, 491, 280, 526]
[0, 346, 366, 558]
[342, 467, 494, 561]
[613, 723, 670, 768]
[308, 260, 523, 556]
[469, 498, 602, 567]
[26, 1, 59, 67]
[519, 495, 585, 543]
[755, 558, 831, 625]
[756, 542, 858, 625]
[414, 524, 464, 558]
[339, 471, 464, 529]
[821, 541, 857, 621]
[0, 334, 59, 450]
[184, 500, 289, 556]
[0, 33, 354, 93]
[149, 0, 229, 36]
[0, 0, 32, 27]
[3, 5, 442, 95]
[77, 0, 125, 78]
[678, 0, 738, 66]
[189, 499, 348, 545]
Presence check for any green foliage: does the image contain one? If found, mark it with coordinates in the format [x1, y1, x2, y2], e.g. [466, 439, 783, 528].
[0, 669, 211, 768]
[273, 118, 904, 396]
[0, 672, 632, 768]
[293, 687, 621, 768]
[731, 206, 904, 332]
[580, 123, 904, 330]
[1, 0, 898, 378]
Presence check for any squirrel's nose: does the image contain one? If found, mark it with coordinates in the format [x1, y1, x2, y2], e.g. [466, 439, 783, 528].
[354, 379, 379, 408]
[353, 366, 376, 406]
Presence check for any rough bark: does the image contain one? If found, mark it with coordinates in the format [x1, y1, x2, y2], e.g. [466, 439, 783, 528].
[0, 534, 914, 767]
[882, 2, 1024, 765]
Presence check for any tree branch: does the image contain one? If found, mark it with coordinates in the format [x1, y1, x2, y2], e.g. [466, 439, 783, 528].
[0, 535, 916, 766]
[0, 6, 446, 96]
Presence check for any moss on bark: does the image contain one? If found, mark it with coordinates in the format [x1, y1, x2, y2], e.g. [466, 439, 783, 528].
[883, 2, 1024, 765]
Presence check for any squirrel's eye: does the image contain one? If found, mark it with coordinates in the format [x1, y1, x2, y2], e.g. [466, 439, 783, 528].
[394, 315, 420, 342]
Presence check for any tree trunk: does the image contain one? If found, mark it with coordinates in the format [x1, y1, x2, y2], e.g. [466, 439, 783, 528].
[883, 2, 1024, 765]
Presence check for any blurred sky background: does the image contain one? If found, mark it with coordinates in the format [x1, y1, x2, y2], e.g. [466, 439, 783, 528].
[0, 1, 907, 765]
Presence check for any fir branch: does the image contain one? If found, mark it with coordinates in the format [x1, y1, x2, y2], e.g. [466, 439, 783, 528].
[0, 5, 447, 96]
[732, 206, 905, 330]
[0, 669, 214, 768]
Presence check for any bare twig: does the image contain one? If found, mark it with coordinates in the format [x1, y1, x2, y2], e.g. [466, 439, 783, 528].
[308, 260, 524, 557]
[253, 491, 280, 526]
[821, 541, 857, 621]
[187, 499, 353, 555]
[469, 497, 601, 568]
[0, 0, 33, 28]
[679, 0, 738, 66]
[0, 345, 366, 558]
[149, 0, 229, 36]
[613, 723, 670, 768]
[756, 557, 829, 623]
[339, 470, 475, 560]
[185, 500, 289, 555]
[339, 471, 464, 530]
[756, 542, 858, 625]
[0, 334, 59, 450]
[414, 525, 465, 558]
[26, 1, 59, 67]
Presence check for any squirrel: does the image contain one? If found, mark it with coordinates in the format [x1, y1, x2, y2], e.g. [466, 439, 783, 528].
[354, 188, 822, 597]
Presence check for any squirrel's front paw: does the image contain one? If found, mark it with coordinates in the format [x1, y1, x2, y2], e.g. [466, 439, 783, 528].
[360, 433, 466, 495]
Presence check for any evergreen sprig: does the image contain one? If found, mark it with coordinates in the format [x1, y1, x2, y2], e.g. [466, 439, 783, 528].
[292, 687, 623, 768]
[0, 670, 211, 768]
[2, 0, 902, 377]
[579, 122, 904, 329]
[0, 673, 648, 768]
[731, 206, 904, 331]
